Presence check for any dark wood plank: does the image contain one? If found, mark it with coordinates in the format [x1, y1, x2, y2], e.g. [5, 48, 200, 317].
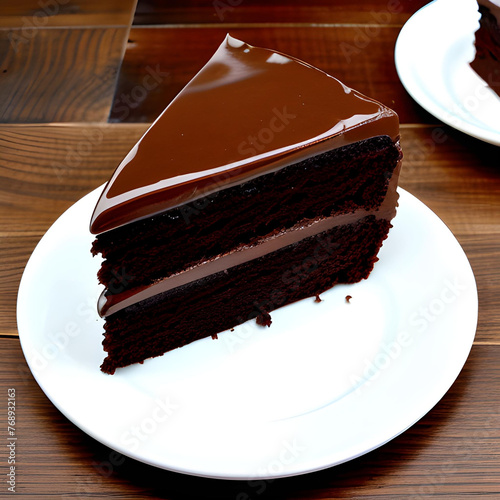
[1, 124, 499, 342]
[2, 125, 497, 235]
[0, 123, 147, 336]
[1, 337, 499, 497]
[0, 236, 41, 336]
[0, 0, 137, 27]
[133, 0, 431, 25]
[0, 124, 148, 234]
[0, 27, 130, 123]
[109, 26, 435, 124]
[399, 126, 500, 237]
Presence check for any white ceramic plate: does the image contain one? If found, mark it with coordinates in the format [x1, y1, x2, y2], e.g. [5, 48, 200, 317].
[17, 187, 477, 480]
[395, 0, 500, 146]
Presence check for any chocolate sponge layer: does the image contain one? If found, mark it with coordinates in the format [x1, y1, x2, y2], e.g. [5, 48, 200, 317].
[93, 136, 401, 294]
[100, 216, 391, 374]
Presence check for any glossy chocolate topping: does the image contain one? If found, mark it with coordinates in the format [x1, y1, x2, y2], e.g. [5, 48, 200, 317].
[90, 35, 399, 234]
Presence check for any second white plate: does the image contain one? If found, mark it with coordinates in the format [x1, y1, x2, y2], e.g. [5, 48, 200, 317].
[395, 0, 500, 146]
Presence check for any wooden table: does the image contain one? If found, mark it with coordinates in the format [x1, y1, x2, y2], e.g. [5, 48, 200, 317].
[2, 0, 500, 497]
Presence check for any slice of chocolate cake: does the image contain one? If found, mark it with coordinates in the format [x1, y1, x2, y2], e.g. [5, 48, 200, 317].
[91, 35, 403, 374]
[470, 0, 500, 97]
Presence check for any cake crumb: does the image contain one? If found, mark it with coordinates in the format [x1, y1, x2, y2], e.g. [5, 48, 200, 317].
[345, 295, 352, 303]
[211, 333, 218, 340]
[314, 294, 322, 303]
[256, 311, 272, 327]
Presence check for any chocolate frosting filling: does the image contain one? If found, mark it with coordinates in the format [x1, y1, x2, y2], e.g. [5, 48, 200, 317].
[98, 157, 401, 318]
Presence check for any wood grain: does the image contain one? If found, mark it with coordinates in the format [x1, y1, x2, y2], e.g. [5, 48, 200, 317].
[0, 124, 148, 234]
[2, 2, 500, 495]
[2, 124, 499, 343]
[0, 237, 41, 336]
[109, 26, 436, 124]
[0, 0, 138, 27]
[132, 0, 431, 25]
[1, 338, 499, 497]
[0, 27, 130, 123]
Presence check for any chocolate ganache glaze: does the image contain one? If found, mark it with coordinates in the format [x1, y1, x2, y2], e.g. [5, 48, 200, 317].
[90, 34, 399, 235]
